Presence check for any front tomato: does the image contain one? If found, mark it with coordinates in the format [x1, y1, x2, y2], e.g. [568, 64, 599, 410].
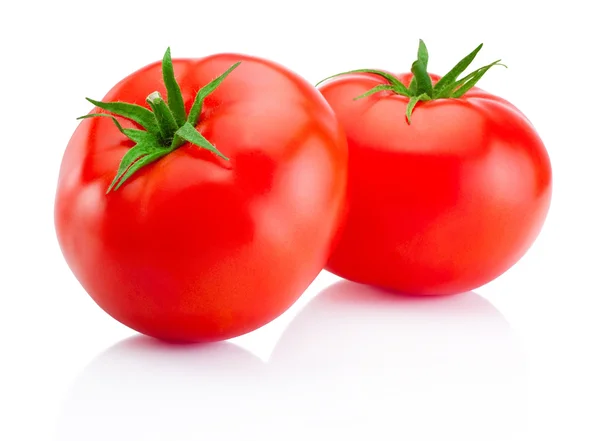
[55, 49, 347, 342]
[318, 41, 552, 295]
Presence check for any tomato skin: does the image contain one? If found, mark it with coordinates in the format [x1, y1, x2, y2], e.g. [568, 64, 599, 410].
[319, 72, 551, 295]
[55, 54, 347, 342]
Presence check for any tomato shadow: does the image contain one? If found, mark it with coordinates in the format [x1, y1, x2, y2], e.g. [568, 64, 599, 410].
[55, 280, 527, 441]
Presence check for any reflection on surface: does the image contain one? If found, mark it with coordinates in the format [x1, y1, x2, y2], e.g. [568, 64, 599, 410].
[267, 281, 526, 439]
[56, 281, 525, 440]
[55, 340, 268, 439]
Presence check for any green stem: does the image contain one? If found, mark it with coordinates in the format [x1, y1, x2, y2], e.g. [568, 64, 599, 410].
[77, 48, 242, 192]
[316, 40, 506, 124]
[146, 92, 178, 144]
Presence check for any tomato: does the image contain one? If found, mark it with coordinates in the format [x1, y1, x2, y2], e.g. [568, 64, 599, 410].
[317, 41, 552, 295]
[55, 49, 347, 342]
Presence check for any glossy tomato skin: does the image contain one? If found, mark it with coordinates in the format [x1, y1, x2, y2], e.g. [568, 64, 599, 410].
[319, 72, 551, 295]
[55, 54, 347, 342]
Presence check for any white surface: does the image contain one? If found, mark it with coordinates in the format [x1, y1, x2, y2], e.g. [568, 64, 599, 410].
[1, 1, 598, 440]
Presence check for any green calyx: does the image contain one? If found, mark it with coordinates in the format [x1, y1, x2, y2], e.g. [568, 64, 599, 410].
[316, 40, 506, 123]
[78, 48, 241, 193]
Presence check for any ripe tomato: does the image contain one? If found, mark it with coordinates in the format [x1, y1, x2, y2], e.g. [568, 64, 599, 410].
[55, 49, 347, 342]
[317, 41, 552, 295]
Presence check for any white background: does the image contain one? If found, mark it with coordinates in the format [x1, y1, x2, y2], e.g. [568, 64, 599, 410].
[1, 0, 598, 439]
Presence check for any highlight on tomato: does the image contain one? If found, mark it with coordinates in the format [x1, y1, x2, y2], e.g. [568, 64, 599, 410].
[55, 48, 347, 342]
[317, 40, 552, 295]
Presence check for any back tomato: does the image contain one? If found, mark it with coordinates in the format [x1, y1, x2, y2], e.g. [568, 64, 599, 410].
[318, 43, 552, 295]
[55, 50, 347, 342]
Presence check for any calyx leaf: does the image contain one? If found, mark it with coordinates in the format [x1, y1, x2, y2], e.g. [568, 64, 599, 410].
[176, 122, 228, 160]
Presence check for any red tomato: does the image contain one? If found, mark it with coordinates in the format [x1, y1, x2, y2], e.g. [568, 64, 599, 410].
[318, 42, 552, 295]
[55, 49, 347, 342]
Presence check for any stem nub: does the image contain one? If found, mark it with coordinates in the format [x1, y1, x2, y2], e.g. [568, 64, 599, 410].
[146, 92, 179, 144]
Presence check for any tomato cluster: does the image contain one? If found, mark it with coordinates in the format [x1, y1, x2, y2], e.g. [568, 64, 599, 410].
[55, 42, 551, 342]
